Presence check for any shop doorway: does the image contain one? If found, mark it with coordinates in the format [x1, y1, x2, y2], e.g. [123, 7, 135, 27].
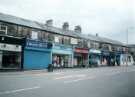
[74, 53, 88, 67]
[52, 54, 72, 68]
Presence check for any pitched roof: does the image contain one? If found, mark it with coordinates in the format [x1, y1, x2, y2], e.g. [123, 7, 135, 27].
[0, 12, 79, 38]
[0, 13, 42, 29]
[0, 12, 124, 45]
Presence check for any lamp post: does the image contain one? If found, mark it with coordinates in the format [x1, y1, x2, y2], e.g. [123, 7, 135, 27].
[126, 27, 134, 66]
[126, 28, 128, 67]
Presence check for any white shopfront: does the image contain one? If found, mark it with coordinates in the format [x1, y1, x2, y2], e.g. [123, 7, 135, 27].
[0, 43, 22, 69]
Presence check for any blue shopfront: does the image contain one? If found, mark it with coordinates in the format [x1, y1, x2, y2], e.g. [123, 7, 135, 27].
[52, 43, 73, 68]
[23, 39, 52, 69]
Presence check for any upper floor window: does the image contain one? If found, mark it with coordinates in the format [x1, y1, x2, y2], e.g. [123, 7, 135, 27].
[102, 44, 109, 50]
[0, 25, 7, 34]
[31, 31, 38, 39]
[63, 36, 70, 45]
[89, 41, 99, 49]
[54, 35, 60, 43]
[94, 42, 99, 49]
[38, 31, 43, 41]
[83, 40, 88, 48]
[41, 31, 47, 41]
[7, 24, 18, 36]
[18, 26, 31, 38]
[48, 33, 54, 42]
[71, 38, 78, 45]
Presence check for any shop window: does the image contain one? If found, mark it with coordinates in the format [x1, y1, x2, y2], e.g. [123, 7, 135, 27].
[1, 51, 21, 68]
[128, 56, 131, 62]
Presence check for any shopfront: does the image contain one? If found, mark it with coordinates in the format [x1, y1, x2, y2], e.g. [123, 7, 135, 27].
[89, 49, 101, 67]
[74, 48, 89, 67]
[52, 43, 73, 68]
[109, 51, 116, 66]
[101, 50, 110, 66]
[0, 35, 24, 70]
[115, 51, 134, 66]
[115, 51, 128, 66]
[24, 39, 52, 69]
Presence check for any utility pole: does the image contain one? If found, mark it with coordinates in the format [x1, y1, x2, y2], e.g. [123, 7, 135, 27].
[126, 27, 134, 67]
[126, 28, 128, 67]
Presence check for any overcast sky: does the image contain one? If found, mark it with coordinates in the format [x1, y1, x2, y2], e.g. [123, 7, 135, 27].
[0, 0, 135, 44]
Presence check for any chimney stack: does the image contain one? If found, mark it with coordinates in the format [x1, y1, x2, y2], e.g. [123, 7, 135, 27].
[62, 22, 69, 30]
[96, 33, 98, 37]
[74, 25, 82, 33]
[46, 19, 53, 27]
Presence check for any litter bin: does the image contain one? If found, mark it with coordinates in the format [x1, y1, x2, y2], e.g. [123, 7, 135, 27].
[48, 64, 53, 72]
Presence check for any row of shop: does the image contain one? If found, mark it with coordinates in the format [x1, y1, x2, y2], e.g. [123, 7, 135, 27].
[0, 35, 134, 70]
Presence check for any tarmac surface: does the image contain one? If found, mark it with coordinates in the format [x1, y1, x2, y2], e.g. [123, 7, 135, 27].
[0, 66, 135, 97]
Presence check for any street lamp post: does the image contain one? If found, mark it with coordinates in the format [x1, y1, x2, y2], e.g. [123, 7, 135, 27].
[126, 28, 128, 67]
[126, 27, 134, 67]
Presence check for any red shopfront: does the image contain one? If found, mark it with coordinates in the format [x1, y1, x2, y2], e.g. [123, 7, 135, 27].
[74, 48, 89, 67]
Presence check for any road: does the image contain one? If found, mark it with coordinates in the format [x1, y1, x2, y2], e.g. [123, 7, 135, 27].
[0, 66, 135, 97]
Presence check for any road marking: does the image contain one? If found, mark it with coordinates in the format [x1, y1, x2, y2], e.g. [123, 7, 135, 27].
[63, 69, 135, 84]
[27, 71, 65, 76]
[0, 86, 40, 95]
[64, 76, 95, 84]
[106, 71, 122, 76]
[54, 75, 74, 80]
[53, 72, 65, 75]
[54, 74, 86, 80]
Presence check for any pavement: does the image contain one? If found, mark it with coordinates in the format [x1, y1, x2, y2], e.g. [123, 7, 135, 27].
[0, 66, 135, 97]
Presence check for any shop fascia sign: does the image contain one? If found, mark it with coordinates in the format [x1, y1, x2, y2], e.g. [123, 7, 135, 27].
[0, 43, 21, 52]
[26, 39, 50, 48]
[53, 43, 71, 50]
[75, 48, 89, 53]
[89, 49, 101, 54]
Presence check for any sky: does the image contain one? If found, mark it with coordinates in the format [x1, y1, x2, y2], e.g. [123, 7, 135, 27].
[0, 0, 135, 44]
